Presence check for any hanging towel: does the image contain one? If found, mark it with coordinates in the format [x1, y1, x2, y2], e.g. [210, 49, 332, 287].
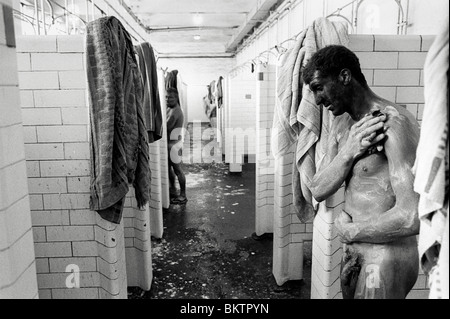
[413, 20, 449, 299]
[217, 76, 224, 108]
[165, 70, 178, 90]
[272, 17, 349, 222]
[165, 70, 183, 110]
[135, 42, 163, 143]
[86, 16, 150, 224]
[203, 95, 213, 119]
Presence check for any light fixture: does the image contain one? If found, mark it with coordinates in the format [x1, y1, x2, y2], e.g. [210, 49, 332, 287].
[193, 13, 203, 26]
[194, 34, 201, 40]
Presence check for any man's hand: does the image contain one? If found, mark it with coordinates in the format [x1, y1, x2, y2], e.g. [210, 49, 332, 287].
[342, 113, 387, 161]
[335, 211, 358, 244]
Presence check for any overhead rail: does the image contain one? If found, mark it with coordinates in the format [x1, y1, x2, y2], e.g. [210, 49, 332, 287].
[12, 0, 150, 43]
[230, 0, 409, 77]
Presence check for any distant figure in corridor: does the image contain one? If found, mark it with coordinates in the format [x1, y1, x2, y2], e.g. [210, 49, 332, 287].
[166, 88, 188, 205]
[303, 45, 420, 299]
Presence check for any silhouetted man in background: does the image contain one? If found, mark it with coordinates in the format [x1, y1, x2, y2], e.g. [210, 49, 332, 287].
[166, 88, 187, 205]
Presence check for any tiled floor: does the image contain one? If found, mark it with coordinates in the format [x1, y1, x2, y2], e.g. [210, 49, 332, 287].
[128, 123, 311, 299]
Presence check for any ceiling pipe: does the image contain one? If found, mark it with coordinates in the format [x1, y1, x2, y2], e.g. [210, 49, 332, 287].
[148, 26, 239, 32]
[225, 0, 281, 53]
[232, 0, 303, 55]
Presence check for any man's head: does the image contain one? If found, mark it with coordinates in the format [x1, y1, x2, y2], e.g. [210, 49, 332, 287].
[303, 45, 368, 116]
[166, 88, 179, 108]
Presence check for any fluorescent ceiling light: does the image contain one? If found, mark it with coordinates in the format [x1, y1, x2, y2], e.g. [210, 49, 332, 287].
[193, 13, 203, 25]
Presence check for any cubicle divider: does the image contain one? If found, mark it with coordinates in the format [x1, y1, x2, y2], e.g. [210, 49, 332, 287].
[0, 0, 39, 299]
[225, 70, 257, 172]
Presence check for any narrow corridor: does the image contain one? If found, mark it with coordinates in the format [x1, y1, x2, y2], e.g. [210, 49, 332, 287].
[128, 124, 311, 299]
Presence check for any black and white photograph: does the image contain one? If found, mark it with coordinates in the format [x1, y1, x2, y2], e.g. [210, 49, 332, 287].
[0, 0, 448, 307]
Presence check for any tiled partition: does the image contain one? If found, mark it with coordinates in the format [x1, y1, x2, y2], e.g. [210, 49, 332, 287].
[225, 70, 257, 169]
[255, 64, 276, 236]
[311, 34, 434, 299]
[256, 63, 314, 285]
[16, 35, 164, 298]
[0, 0, 39, 299]
[272, 145, 309, 285]
[148, 68, 168, 239]
[159, 75, 170, 212]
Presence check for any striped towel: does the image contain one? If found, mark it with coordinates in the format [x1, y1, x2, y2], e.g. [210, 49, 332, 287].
[86, 16, 150, 224]
[272, 17, 349, 222]
[135, 42, 163, 143]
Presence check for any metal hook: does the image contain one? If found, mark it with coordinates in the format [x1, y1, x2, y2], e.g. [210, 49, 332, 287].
[279, 37, 297, 48]
[274, 45, 288, 55]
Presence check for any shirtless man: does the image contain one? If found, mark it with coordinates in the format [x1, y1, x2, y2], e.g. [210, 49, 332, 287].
[303, 45, 420, 299]
[166, 88, 187, 205]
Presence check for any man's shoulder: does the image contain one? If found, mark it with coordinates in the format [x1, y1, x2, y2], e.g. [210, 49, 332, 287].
[384, 104, 419, 133]
[170, 105, 183, 117]
[175, 106, 184, 119]
[383, 104, 420, 160]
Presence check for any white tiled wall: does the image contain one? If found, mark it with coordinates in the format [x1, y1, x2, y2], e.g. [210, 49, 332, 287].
[0, 0, 39, 299]
[147, 69, 168, 240]
[16, 35, 162, 299]
[225, 70, 257, 164]
[255, 64, 276, 236]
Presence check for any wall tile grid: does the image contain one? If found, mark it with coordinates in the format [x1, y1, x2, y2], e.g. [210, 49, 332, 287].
[225, 71, 257, 164]
[16, 35, 161, 299]
[272, 146, 306, 285]
[147, 69, 169, 240]
[0, 1, 39, 299]
[254, 64, 312, 285]
[255, 64, 276, 236]
[311, 34, 433, 299]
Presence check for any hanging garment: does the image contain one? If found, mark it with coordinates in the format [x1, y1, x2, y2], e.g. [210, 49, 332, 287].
[208, 80, 218, 119]
[210, 106, 217, 119]
[165, 70, 178, 90]
[217, 76, 224, 108]
[271, 17, 349, 222]
[203, 94, 212, 118]
[413, 20, 449, 299]
[135, 42, 163, 143]
[165, 70, 182, 108]
[86, 16, 150, 224]
[208, 80, 216, 104]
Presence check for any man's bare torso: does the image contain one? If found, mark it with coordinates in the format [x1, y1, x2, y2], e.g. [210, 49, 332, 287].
[335, 103, 420, 299]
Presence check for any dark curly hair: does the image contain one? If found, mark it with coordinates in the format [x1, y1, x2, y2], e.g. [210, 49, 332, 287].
[303, 45, 368, 88]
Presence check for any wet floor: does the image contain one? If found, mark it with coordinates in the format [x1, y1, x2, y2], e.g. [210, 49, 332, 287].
[128, 123, 311, 299]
